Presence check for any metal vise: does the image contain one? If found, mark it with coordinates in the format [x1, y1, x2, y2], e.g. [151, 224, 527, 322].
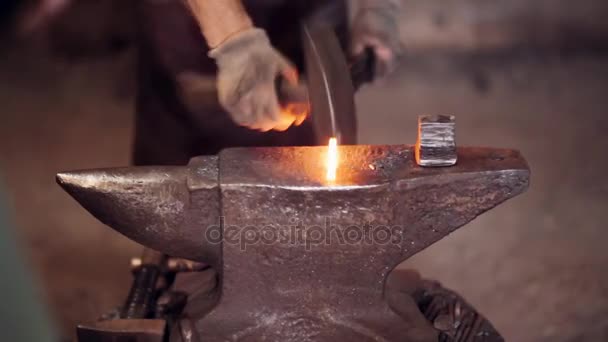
[57, 117, 529, 341]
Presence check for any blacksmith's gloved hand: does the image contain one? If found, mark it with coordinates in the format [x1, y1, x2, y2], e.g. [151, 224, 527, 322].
[352, 0, 403, 80]
[209, 28, 305, 132]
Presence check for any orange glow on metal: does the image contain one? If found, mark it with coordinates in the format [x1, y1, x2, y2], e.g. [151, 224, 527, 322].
[326, 137, 338, 182]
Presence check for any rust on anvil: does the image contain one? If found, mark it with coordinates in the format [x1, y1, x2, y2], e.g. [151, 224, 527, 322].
[57, 145, 529, 342]
[416, 115, 457, 167]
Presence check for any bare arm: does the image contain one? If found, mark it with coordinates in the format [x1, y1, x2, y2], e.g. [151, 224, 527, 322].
[352, 0, 402, 10]
[184, 0, 254, 48]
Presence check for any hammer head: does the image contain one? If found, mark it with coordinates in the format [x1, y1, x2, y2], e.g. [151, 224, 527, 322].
[302, 24, 357, 145]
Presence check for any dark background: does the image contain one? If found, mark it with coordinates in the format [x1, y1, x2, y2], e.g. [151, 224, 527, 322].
[1, 0, 607, 340]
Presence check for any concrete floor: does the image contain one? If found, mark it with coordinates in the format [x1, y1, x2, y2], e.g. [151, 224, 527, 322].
[1, 41, 607, 341]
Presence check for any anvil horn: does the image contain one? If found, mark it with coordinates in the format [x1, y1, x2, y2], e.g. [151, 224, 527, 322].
[56, 158, 221, 265]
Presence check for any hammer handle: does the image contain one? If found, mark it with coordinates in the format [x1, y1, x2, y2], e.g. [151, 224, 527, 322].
[350, 47, 376, 90]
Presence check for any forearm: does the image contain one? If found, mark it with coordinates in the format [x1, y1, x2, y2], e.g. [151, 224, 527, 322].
[352, 0, 401, 11]
[184, 0, 253, 48]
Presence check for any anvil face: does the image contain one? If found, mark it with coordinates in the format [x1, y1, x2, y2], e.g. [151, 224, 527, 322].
[57, 144, 529, 342]
[221, 145, 408, 187]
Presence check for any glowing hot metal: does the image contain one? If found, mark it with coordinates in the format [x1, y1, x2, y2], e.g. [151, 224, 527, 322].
[326, 137, 338, 182]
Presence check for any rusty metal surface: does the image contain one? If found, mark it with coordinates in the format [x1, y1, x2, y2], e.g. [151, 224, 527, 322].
[76, 319, 166, 342]
[57, 144, 528, 341]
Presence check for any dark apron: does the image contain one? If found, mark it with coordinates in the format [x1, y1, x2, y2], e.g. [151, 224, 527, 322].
[133, 0, 349, 165]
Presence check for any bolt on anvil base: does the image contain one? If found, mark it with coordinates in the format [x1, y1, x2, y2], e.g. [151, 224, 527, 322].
[57, 143, 529, 341]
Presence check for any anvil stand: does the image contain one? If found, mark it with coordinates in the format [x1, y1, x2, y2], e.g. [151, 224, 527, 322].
[57, 116, 530, 342]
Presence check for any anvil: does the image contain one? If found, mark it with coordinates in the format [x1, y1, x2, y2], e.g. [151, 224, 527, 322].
[57, 141, 529, 341]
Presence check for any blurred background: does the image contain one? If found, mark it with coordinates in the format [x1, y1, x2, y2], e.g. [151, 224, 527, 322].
[0, 0, 607, 341]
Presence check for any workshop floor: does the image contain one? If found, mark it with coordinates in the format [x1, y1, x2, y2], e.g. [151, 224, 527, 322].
[1, 40, 607, 341]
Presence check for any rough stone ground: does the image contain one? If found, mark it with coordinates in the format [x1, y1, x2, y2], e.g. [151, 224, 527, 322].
[1, 35, 607, 342]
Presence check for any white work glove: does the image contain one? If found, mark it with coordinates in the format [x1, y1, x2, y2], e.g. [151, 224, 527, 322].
[209, 28, 305, 132]
[351, 0, 403, 79]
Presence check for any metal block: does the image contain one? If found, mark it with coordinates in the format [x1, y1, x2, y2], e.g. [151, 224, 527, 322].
[416, 115, 457, 167]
